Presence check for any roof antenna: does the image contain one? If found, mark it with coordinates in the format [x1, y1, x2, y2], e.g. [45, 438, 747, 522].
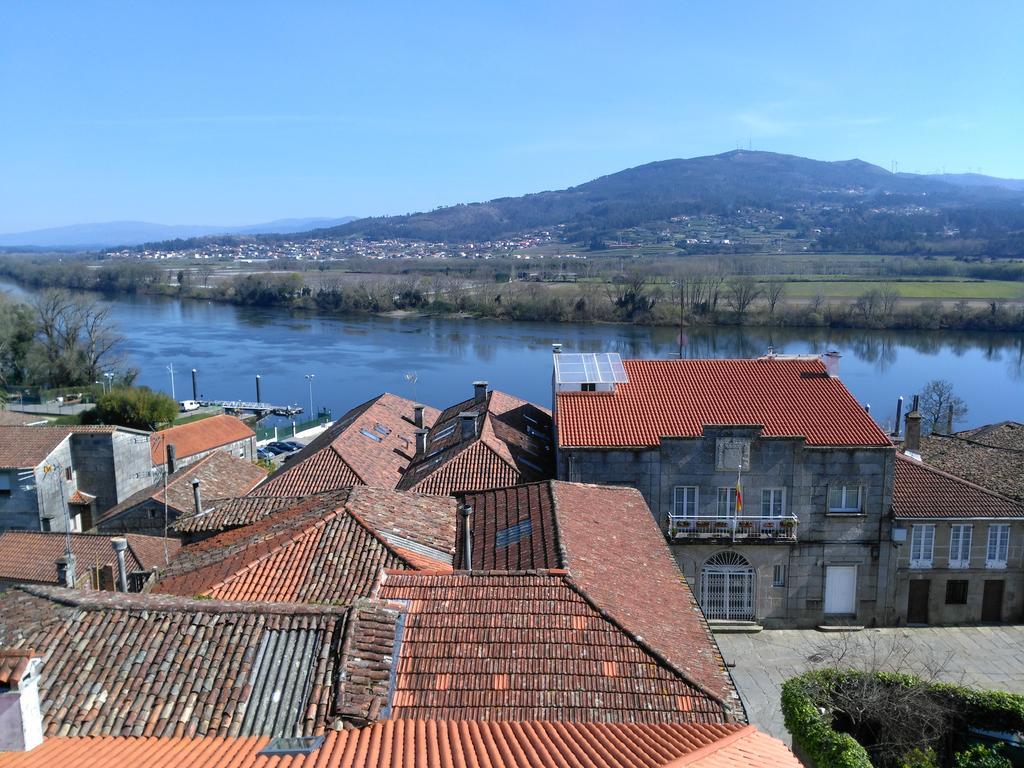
[459, 503, 473, 569]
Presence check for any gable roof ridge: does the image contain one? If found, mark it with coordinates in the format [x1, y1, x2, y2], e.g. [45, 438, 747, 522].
[197, 505, 349, 596]
[344, 504, 433, 572]
[478, 410, 519, 470]
[897, 452, 1024, 508]
[931, 428, 1024, 454]
[155, 450, 218, 500]
[556, 572, 732, 718]
[545, 480, 569, 570]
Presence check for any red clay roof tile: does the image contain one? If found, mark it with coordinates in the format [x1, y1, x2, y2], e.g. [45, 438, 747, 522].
[0, 531, 179, 584]
[556, 358, 892, 448]
[893, 453, 1024, 519]
[149, 414, 254, 463]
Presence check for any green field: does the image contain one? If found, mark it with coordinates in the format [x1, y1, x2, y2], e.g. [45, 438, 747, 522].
[776, 279, 1024, 300]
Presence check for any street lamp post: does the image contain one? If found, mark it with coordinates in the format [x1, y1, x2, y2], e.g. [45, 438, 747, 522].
[305, 374, 315, 420]
[167, 364, 176, 401]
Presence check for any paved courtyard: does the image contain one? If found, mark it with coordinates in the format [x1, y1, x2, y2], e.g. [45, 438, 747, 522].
[715, 626, 1024, 744]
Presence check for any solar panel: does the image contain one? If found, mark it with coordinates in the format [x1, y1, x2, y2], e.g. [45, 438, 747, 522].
[554, 352, 628, 385]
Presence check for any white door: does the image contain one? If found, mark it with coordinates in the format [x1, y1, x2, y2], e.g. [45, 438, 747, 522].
[824, 566, 857, 615]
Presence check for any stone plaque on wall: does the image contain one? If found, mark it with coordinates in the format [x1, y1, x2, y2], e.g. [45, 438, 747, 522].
[716, 438, 751, 471]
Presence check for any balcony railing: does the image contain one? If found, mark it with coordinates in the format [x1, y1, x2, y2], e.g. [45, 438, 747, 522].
[668, 514, 798, 542]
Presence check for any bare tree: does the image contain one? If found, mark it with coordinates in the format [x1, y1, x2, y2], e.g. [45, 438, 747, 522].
[27, 291, 124, 387]
[919, 379, 968, 434]
[196, 262, 215, 288]
[725, 275, 762, 319]
[764, 279, 787, 318]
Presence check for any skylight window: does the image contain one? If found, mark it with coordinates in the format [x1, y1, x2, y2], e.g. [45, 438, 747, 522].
[258, 736, 325, 756]
[431, 424, 457, 442]
[359, 428, 383, 442]
[372, 423, 391, 436]
[496, 520, 533, 548]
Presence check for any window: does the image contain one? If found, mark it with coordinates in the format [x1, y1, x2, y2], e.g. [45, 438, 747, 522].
[258, 736, 326, 757]
[761, 488, 785, 518]
[828, 485, 862, 513]
[0, 472, 10, 495]
[581, 383, 596, 392]
[949, 524, 972, 569]
[987, 525, 1010, 569]
[40, 518, 51, 532]
[673, 486, 698, 518]
[358, 428, 382, 442]
[717, 487, 738, 517]
[772, 564, 787, 586]
[64, 466, 73, 481]
[431, 424, 457, 442]
[910, 524, 935, 569]
[945, 580, 969, 605]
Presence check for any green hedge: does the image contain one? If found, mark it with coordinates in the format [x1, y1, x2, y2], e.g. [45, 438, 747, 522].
[781, 670, 1024, 768]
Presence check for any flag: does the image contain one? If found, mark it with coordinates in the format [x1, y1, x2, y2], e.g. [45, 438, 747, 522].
[735, 465, 743, 514]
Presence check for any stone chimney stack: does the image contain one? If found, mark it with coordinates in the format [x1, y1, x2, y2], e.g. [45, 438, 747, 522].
[459, 503, 473, 569]
[822, 350, 841, 377]
[460, 412, 477, 442]
[473, 381, 488, 404]
[414, 428, 428, 456]
[191, 478, 202, 519]
[110, 537, 129, 593]
[165, 444, 177, 476]
[412, 404, 425, 429]
[905, 395, 922, 453]
[55, 554, 76, 589]
[0, 652, 44, 751]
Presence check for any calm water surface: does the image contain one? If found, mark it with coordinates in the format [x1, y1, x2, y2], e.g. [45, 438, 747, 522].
[3, 281, 1021, 431]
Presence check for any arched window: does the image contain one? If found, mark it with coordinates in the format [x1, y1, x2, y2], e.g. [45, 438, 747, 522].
[700, 551, 755, 621]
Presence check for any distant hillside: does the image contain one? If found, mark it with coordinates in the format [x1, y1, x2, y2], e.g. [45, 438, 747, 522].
[0, 216, 358, 249]
[314, 151, 1023, 243]
[919, 172, 1024, 192]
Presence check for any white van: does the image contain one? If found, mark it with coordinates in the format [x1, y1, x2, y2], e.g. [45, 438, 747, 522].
[179, 400, 201, 412]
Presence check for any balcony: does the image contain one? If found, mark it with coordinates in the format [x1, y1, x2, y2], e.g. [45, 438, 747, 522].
[668, 514, 798, 542]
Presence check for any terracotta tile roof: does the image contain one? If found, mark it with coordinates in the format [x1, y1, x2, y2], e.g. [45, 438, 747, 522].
[0, 649, 37, 688]
[154, 488, 457, 602]
[398, 389, 554, 495]
[0, 411, 45, 426]
[149, 414, 254, 463]
[0, 586, 398, 738]
[0, 721, 800, 768]
[257, 394, 439, 496]
[65, 490, 95, 505]
[893, 453, 1024, 519]
[378, 570, 732, 724]
[456, 481, 736, 707]
[0, 426, 73, 468]
[917, 421, 1024, 502]
[556, 357, 892, 448]
[97, 450, 266, 526]
[0, 531, 179, 584]
[174, 494, 304, 534]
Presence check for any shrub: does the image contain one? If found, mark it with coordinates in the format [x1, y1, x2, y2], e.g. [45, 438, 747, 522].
[89, 386, 178, 430]
[954, 743, 1011, 768]
[781, 676, 872, 768]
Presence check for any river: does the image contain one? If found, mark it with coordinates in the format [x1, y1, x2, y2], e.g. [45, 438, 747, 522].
[2, 281, 1022, 431]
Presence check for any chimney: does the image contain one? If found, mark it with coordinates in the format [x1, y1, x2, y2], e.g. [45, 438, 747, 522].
[0, 652, 44, 751]
[893, 396, 904, 438]
[552, 343, 562, 354]
[414, 428, 428, 456]
[459, 504, 473, 569]
[110, 537, 129, 593]
[460, 412, 477, 441]
[412, 404, 425, 429]
[55, 554, 76, 589]
[191, 478, 202, 518]
[473, 381, 488, 404]
[822, 350, 841, 377]
[946, 404, 954, 435]
[165, 444, 177, 476]
[905, 395, 922, 453]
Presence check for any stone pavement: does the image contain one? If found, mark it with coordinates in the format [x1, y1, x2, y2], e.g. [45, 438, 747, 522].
[715, 626, 1024, 744]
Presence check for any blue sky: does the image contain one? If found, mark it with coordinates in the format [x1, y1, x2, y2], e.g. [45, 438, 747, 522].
[2, 1, 1022, 231]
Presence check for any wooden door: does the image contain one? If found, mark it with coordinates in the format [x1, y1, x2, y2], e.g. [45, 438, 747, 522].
[982, 580, 1004, 622]
[824, 566, 857, 615]
[907, 580, 930, 624]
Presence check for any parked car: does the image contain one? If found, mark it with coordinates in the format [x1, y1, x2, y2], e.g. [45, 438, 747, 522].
[257, 448, 274, 461]
[268, 442, 295, 454]
[281, 441, 305, 451]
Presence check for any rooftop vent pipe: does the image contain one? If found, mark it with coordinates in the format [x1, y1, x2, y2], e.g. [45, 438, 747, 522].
[473, 381, 488, 404]
[412, 404, 425, 429]
[905, 395, 922, 453]
[55, 553, 76, 589]
[191, 478, 202, 519]
[414, 428, 428, 456]
[110, 537, 129, 593]
[165, 444, 177, 476]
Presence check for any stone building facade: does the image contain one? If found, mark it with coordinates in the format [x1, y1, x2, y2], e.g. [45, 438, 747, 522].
[554, 352, 898, 628]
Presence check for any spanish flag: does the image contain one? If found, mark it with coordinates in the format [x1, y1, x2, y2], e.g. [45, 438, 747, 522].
[735, 469, 743, 514]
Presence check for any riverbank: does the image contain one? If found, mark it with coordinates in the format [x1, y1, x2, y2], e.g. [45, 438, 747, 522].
[2, 263, 1023, 334]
